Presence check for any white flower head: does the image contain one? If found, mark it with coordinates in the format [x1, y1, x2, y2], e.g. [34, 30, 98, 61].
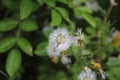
[47, 44, 61, 57]
[49, 28, 72, 52]
[78, 67, 96, 80]
[73, 28, 84, 46]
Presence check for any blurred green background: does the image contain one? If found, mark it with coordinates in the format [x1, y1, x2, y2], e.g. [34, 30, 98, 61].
[0, 0, 120, 80]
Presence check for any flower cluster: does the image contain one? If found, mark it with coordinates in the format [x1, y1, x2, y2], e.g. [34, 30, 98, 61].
[47, 28, 107, 79]
[47, 28, 84, 57]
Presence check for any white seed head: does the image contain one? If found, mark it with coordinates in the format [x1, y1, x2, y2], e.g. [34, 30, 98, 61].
[78, 67, 96, 80]
[47, 44, 61, 57]
[73, 28, 84, 46]
[49, 28, 72, 52]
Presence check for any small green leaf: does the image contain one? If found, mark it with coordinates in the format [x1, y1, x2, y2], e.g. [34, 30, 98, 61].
[43, 26, 52, 38]
[37, 0, 44, 6]
[44, 0, 56, 7]
[107, 57, 120, 67]
[6, 49, 22, 77]
[0, 18, 18, 32]
[2, 0, 20, 10]
[81, 12, 96, 28]
[106, 57, 120, 80]
[20, 19, 38, 32]
[56, 7, 70, 22]
[69, 45, 79, 55]
[86, 27, 96, 36]
[50, 10, 62, 26]
[35, 42, 47, 56]
[76, 6, 92, 14]
[57, 0, 68, 4]
[20, 0, 37, 20]
[17, 38, 33, 56]
[0, 37, 16, 53]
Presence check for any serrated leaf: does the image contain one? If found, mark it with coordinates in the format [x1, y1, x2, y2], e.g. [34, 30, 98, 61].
[50, 10, 62, 26]
[20, 0, 37, 20]
[81, 12, 96, 28]
[6, 49, 22, 77]
[20, 19, 38, 32]
[17, 38, 33, 56]
[35, 42, 47, 56]
[0, 18, 17, 32]
[0, 37, 16, 53]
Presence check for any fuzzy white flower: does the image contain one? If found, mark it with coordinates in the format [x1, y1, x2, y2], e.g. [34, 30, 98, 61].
[78, 67, 96, 80]
[49, 28, 72, 52]
[73, 28, 84, 46]
[47, 44, 61, 57]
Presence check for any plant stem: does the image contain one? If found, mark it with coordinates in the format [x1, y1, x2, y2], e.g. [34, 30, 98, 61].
[16, 19, 21, 40]
[97, 5, 114, 49]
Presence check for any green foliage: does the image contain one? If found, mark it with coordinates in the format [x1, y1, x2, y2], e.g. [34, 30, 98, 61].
[37, 0, 44, 6]
[2, 0, 20, 10]
[106, 58, 120, 80]
[6, 49, 22, 77]
[35, 41, 47, 56]
[50, 10, 62, 26]
[0, 37, 16, 53]
[86, 26, 96, 37]
[17, 38, 33, 56]
[44, 0, 56, 7]
[20, 19, 38, 32]
[20, 0, 38, 20]
[0, 0, 119, 80]
[0, 18, 18, 32]
[56, 7, 70, 22]
[81, 13, 96, 28]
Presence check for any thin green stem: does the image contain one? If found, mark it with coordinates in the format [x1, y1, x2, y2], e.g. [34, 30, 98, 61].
[16, 26, 21, 40]
[16, 19, 21, 40]
[97, 5, 114, 49]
